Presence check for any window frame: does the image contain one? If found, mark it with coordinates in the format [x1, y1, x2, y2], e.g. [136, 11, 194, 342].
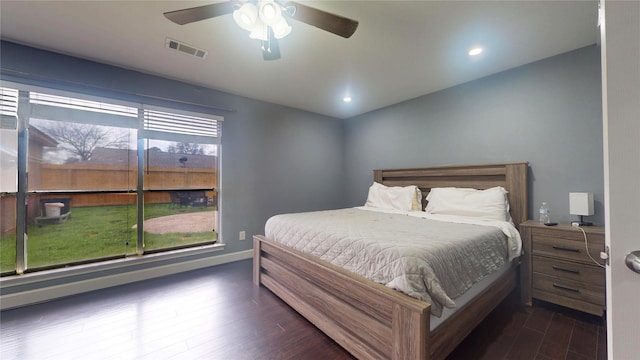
[0, 80, 223, 275]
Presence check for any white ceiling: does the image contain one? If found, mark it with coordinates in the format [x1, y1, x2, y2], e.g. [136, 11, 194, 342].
[0, 1, 599, 119]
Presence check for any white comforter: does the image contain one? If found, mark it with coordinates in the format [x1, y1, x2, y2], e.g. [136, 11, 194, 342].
[265, 207, 522, 316]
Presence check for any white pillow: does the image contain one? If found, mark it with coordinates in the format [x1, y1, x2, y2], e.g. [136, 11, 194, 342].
[412, 187, 423, 211]
[365, 182, 422, 212]
[425, 186, 511, 222]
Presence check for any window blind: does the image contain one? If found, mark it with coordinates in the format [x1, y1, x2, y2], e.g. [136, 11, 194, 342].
[30, 92, 138, 118]
[143, 108, 221, 138]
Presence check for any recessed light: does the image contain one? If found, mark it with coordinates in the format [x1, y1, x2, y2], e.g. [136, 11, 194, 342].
[468, 47, 483, 56]
[343, 97, 352, 103]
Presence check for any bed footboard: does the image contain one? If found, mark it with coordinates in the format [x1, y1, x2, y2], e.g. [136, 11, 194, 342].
[253, 235, 430, 360]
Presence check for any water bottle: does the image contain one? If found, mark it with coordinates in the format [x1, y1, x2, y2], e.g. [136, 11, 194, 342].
[539, 202, 551, 224]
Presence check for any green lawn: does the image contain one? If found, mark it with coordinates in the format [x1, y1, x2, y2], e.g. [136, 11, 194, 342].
[0, 204, 217, 273]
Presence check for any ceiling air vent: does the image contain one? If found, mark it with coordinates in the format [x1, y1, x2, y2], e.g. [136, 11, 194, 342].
[166, 38, 207, 59]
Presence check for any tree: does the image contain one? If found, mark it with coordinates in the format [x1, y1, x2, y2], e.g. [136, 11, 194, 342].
[39, 122, 129, 162]
[167, 142, 204, 155]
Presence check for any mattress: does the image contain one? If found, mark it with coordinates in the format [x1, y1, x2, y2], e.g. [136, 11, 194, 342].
[265, 207, 521, 316]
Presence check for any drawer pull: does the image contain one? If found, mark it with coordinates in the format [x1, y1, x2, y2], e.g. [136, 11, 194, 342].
[552, 266, 580, 274]
[553, 283, 580, 293]
[552, 245, 580, 253]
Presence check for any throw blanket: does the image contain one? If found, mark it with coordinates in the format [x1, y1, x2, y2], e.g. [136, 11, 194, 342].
[265, 208, 511, 316]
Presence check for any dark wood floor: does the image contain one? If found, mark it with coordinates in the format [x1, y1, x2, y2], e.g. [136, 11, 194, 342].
[0, 259, 606, 360]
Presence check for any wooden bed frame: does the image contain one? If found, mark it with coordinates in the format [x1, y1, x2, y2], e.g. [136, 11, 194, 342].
[253, 162, 528, 360]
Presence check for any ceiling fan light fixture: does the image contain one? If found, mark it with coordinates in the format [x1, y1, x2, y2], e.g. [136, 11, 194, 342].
[233, 3, 258, 31]
[248, 18, 269, 41]
[282, 4, 296, 17]
[271, 18, 292, 39]
[163, 0, 358, 60]
[258, 0, 283, 26]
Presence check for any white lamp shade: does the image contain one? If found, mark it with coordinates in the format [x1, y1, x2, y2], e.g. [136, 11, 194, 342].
[233, 3, 258, 31]
[569, 192, 594, 216]
[271, 18, 292, 39]
[248, 18, 269, 41]
[258, 0, 283, 26]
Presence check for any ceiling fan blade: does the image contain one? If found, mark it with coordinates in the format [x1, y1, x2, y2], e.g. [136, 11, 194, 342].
[262, 28, 281, 61]
[164, 2, 236, 25]
[285, 1, 358, 38]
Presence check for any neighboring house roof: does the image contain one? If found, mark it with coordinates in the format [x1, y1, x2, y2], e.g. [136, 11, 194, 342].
[87, 147, 216, 168]
[29, 126, 59, 147]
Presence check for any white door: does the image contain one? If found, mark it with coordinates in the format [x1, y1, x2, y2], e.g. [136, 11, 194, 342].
[600, 1, 640, 359]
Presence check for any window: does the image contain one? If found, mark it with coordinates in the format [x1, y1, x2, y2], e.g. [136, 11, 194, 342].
[0, 88, 19, 272]
[0, 82, 222, 275]
[141, 107, 220, 252]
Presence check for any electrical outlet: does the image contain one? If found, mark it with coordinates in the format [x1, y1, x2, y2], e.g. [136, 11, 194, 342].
[239, 231, 246, 241]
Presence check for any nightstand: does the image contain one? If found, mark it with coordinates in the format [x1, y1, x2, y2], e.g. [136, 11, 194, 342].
[520, 221, 605, 316]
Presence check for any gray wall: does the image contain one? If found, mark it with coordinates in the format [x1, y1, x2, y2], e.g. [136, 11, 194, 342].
[0, 41, 606, 304]
[344, 45, 604, 225]
[0, 41, 346, 256]
[220, 96, 346, 253]
[1, 42, 605, 250]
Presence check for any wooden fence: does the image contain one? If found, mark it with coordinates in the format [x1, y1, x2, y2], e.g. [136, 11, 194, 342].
[38, 163, 217, 207]
[39, 163, 217, 191]
[0, 164, 218, 235]
[0, 196, 17, 236]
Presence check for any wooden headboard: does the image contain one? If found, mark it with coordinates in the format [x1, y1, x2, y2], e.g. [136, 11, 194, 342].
[374, 162, 529, 228]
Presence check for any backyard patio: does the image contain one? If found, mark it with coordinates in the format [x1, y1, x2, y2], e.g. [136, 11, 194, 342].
[134, 211, 215, 234]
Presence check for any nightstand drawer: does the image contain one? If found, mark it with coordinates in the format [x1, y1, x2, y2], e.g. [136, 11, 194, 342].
[533, 256, 604, 286]
[520, 221, 606, 316]
[533, 273, 605, 306]
[532, 236, 605, 266]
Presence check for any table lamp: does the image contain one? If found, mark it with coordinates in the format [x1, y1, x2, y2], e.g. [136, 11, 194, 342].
[569, 192, 594, 226]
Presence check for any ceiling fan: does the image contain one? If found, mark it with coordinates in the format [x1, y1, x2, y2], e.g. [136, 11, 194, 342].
[164, 0, 358, 61]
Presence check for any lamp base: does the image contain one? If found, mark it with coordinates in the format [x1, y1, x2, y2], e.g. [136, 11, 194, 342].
[572, 215, 593, 226]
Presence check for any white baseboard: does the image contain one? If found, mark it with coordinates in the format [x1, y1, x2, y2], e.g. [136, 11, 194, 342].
[0, 249, 253, 310]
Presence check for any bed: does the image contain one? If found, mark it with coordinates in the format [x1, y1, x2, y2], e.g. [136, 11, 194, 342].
[253, 162, 528, 360]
